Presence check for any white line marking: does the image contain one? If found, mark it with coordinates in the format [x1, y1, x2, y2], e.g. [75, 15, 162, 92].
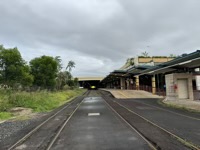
[88, 113, 100, 116]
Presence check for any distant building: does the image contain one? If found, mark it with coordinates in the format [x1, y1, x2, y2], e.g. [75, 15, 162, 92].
[120, 56, 175, 70]
[134, 56, 174, 66]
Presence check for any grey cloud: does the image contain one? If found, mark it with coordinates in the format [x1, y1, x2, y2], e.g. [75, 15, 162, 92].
[0, 0, 200, 76]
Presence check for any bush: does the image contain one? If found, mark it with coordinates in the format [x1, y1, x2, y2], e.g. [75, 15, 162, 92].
[0, 89, 86, 120]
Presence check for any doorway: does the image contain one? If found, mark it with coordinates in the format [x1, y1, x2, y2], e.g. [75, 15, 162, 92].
[177, 79, 189, 99]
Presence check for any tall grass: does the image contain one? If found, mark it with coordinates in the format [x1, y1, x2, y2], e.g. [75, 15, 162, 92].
[0, 89, 86, 120]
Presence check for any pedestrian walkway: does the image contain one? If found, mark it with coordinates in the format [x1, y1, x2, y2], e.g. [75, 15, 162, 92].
[51, 97, 150, 150]
[101, 89, 163, 99]
[163, 99, 200, 112]
[101, 89, 200, 112]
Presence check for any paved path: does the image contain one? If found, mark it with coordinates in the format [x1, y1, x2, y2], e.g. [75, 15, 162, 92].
[102, 89, 200, 111]
[163, 99, 200, 111]
[102, 89, 163, 99]
[51, 97, 151, 150]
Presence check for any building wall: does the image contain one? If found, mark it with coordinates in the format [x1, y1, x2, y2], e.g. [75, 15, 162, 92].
[134, 57, 174, 66]
[165, 73, 194, 100]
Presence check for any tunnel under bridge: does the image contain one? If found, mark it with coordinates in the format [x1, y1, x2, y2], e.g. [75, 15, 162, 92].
[77, 77, 104, 89]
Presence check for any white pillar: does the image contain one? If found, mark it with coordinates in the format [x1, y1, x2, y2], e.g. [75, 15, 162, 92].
[152, 75, 156, 94]
[195, 68, 200, 90]
[135, 76, 139, 90]
[120, 78, 125, 89]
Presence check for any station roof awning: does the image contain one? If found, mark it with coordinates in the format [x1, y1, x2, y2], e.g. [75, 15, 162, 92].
[110, 70, 127, 76]
[126, 65, 152, 75]
[139, 50, 200, 75]
[101, 70, 128, 83]
[101, 50, 200, 83]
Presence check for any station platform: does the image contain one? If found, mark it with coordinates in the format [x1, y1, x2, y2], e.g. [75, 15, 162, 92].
[101, 89, 163, 99]
[163, 99, 200, 112]
[101, 89, 200, 112]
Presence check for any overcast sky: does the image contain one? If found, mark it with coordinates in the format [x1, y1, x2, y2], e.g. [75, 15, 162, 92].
[0, 0, 200, 77]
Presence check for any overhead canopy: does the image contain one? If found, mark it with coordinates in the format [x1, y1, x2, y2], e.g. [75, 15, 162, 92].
[101, 70, 128, 83]
[101, 50, 200, 84]
[110, 70, 127, 76]
[139, 50, 200, 75]
[126, 65, 152, 75]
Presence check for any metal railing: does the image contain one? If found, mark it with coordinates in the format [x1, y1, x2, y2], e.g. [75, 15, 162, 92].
[129, 85, 166, 96]
[193, 86, 200, 100]
[127, 84, 200, 99]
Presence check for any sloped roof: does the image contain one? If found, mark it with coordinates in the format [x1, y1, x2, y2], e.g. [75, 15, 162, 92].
[139, 50, 200, 75]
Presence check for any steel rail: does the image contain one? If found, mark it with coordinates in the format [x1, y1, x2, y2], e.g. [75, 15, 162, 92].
[8, 96, 83, 150]
[46, 98, 84, 150]
[103, 98, 157, 150]
[108, 97, 200, 150]
[115, 90, 200, 121]
[125, 99, 200, 121]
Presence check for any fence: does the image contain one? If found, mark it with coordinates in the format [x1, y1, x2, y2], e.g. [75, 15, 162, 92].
[130, 85, 166, 96]
[128, 84, 200, 100]
[193, 86, 200, 100]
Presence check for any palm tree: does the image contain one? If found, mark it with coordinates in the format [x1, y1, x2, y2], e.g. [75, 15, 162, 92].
[66, 60, 75, 72]
[56, 71, 67, 90]
[55, 56, 62, 72]
[169, 54, 176, 58]
[141, 51, 149, 57]
[56, 71, 74, 90]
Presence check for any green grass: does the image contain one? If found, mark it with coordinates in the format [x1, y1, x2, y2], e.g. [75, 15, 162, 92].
[0, 89, 86, 120]
[0, 112, 13, 120]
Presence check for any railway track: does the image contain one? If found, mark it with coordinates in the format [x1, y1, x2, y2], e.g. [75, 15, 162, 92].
[46, 99, 84, 150]
[103, 99, 157, 150]
[99, 90, 200, 150]
[5, 90, 199, 149]
[44, 90, 158, 150]
[9, 90, 158, 149]
[122, 98, 200, 121]
[7, 93, 87, 150]
[83, 90, 90, 97]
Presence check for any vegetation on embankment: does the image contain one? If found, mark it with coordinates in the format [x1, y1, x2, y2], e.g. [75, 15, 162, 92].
[158, 100, 200, 113]
[0, 89, 86, 120]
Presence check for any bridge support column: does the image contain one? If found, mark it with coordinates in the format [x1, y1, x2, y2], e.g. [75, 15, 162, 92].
[120, 77, 125, 89]
[152, 75, 156, 94]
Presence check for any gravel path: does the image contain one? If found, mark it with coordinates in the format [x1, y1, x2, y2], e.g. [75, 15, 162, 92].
[0, 113, 46, 144]
[0, 119, 34, 141]
[0, 96, 84, 149]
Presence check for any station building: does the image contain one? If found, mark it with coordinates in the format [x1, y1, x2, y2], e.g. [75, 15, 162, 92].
[101, 50, 200, 101]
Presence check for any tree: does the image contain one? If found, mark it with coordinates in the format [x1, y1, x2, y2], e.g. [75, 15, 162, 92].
[30, 55, 58, 89]
[141, 51, 149, 57]
[20, 65, 34, 87]
[169, 54, 177, 58]
[0, 46, 33, 87]
[73, 77, 79, 87]
[65, 60, 75, 87]
[55, 71, 68, 90]
[54, 56, 62, 72]
[66, 60, 75, 72]
[55, 60, 76, 90]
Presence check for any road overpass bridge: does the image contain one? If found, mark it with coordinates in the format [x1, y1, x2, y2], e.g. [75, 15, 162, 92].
[77, 77, 104, 89]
